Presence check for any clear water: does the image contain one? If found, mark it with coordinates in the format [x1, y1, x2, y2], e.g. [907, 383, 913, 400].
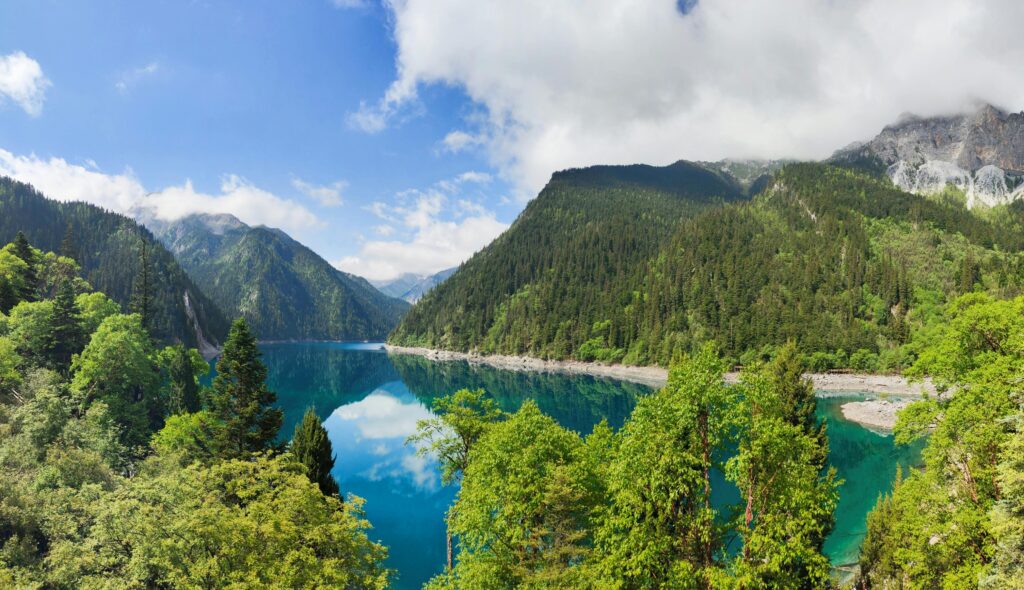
[258, 342, 922, 588]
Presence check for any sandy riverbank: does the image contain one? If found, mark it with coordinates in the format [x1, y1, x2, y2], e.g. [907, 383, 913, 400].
[384, 345, 936, 396]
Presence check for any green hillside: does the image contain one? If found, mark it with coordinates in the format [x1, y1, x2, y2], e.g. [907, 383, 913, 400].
[154, 213, 409, 341]
[391, 162, 1024, 370]
[0, 176, 228, 348]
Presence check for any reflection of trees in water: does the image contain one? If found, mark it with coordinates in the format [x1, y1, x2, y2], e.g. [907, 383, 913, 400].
[259, 345, 401, 435]
[389, 354, 650, 432]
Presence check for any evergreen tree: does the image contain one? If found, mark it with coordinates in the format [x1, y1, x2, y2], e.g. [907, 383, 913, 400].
[11, 230, 38, 302]
[60, 223, 77, 261]
[130, 235, 153, 331]
[164, 343, 203, 414]
[290, 407, 340, 498]
[45, 277, 85, 373]
[769, 341, 828, 464]
[209, 318, 282, 458]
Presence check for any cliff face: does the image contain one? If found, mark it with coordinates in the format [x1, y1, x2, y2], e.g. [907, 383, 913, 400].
[833, 104, 1024, 208]
[865, 105, 1024, 173]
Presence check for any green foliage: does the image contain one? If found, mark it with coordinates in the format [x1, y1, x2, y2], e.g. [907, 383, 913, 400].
[157, 343, 207, 414]
[71, 313, 160, 449]
[594, 344, 733, 588]
[0, 176, 229, 346]
[209, 318, 283, 458]
[408, 388, 506, 486]
[859, 293, 1024, 588]
[437, 401, 604, 589]
[0, 241, 390, 588]
[290, 407, 341, 498]
[153, 214, 410, 340]
[50, 454, 390, 589]
[426, 345, 835, 589]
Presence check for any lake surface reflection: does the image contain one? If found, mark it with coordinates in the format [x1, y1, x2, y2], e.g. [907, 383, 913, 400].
[259, 342, 920, 589]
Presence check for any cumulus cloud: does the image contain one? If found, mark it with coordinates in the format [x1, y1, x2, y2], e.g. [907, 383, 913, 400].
[364, 0, 1024, 193]
[335, 172, 507, 281]
[0, 149, 321, 234]
[0, 52, 50, 116]
[292, 177, 347, 207]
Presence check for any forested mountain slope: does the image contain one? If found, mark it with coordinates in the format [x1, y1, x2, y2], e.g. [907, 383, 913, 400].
[0, 176, 227, 348]
[152, 213, 409, 341]
[389, 160, 747, 358]
[391, 162, 1024, 370]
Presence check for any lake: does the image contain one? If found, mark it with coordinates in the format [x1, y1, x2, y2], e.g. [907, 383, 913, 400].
[259, 342, 922, 589]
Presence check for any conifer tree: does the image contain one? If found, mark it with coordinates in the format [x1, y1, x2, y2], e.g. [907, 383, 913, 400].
[45, 277, 85, 372]
[290, 407, 340, 498]
[60, 223, 77, 261]
[165, 343, 203, 414]
[209, 318, 282, 457]
[11, 230, 38, 302]
[130, 235, 153, 331]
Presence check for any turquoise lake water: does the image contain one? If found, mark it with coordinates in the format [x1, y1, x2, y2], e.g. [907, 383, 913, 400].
[258, 342, 922, 588]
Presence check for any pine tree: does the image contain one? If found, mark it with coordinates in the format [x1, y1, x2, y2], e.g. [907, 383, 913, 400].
[11, 230, 38, 302]
[60, 223, 78, 261]
[166, 344, 202, 414]
[209, 318, 282, 458]
[45, 277, 85, 372]
[290, 407, 341, 498]
[130, 235, 153, 331]
[769, 341, 828, 463]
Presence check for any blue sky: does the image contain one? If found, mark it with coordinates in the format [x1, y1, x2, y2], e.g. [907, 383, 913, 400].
[0, 0, 514, 281]
[1, 1, 1020, 280]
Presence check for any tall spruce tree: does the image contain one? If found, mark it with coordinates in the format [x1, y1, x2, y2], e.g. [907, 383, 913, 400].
[209, 318, 282, 457]
[60, 223, 78, 261]
[11, 230, 38, 302]
[769, 341, 828, 464]
[45, 277, 85, 372]
[130, 235, 153, 331]
[165, 343, 203, 414]
[290, 407, 341, 498]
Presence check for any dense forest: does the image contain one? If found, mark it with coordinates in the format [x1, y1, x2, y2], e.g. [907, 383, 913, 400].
[390, 160, 747, 360]
[391, 162, 1024, 372]
[0, 237, 390, 587]
[0, 177, 228, 348]
[152, 213, 409, 341]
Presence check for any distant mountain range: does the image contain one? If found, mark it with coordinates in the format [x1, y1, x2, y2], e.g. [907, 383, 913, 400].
[371, 268, 457, 303]
[831, 103, 1024, 207]
[0, 177, 229, 351]
[146, 213, 409, 342]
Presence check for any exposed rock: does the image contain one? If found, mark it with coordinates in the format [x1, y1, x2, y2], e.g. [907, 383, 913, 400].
[832, 104, 1024, 208]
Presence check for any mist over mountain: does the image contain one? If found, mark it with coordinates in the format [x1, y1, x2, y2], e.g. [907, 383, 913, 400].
[372, 267, 456, 303]
[832, 103, 1024, 208]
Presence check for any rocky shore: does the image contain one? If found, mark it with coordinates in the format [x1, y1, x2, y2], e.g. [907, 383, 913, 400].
[384, 344, 935, 398]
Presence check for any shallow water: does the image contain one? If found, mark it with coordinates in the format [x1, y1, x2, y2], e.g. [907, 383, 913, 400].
[259, 342, 921, 588]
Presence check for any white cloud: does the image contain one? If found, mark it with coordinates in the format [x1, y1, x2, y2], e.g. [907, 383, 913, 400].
[0, 149, 322, 234]
[335, 172, 507, 281]
[0, 52, 50, 116]
[115, 62, 159, 94]
[367, 0, 1024, 193]
[292, 177, 347, 207]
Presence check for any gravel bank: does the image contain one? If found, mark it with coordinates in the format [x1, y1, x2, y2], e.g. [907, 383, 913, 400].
[384, 345, 936, 400]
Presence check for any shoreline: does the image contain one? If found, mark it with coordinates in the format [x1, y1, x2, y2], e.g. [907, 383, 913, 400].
[383, 345, 936, 396]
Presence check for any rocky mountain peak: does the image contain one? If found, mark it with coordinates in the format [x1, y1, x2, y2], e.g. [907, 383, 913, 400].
[831, 103, 1024, 208]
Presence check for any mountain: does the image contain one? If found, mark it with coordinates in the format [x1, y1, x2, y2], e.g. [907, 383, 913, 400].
[0, 176, 228, 351]
[391, 161, 1024, 369]
[372, 267, 456, 303]
[149, 213, 409, 341]
[831, 104, 1024, 207]
[389, 160, 749, 359]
